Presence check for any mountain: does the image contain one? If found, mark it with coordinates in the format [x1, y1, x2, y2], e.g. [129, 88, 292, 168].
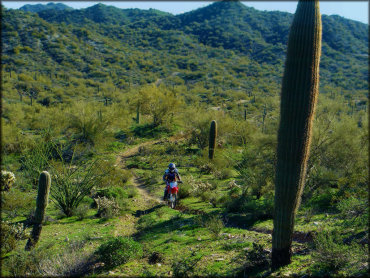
[1, 1, 368, 102]
[19, 3, 73, 13]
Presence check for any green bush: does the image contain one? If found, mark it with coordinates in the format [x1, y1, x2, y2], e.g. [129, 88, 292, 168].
[74, 204, 90, 220]
[226, 195, 273, 218]
[214, 168, 234, 180]
[96, 237, 142, 268]
[178, 183, 192, 199]
[1, 188, 35, 218]
[245, 243, 270, 269]
[6, 248, 46, 276]
[95, 197, 121, 219]
[308, 188, 338, 212]
[125, 184, 138, 198]
[336, 197, 368, 228]
[197, 214, 224, 239]
[310, 229, 368, 275]
[172, 250, 203, 278]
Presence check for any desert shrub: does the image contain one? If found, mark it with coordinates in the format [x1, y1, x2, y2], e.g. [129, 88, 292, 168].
[6, 248, 47, 276]
[74, 204, 90, 221]
[178, 183, 192, 199]
[172, 250, 203, 278]
[131, 123, 171, 138]
[310, 229, 368, 275]
[1, 170, 16, 191]
[67, 102, 110, 146]
[226, 195, 273, 218]
[6, 240, 92, 277]
[307, 187, 338, 212]
[187, 175, 213, 197]
[244, 243, 270, 270]
[92, 186, 128, 201]
[95, 196, 121, 219]
[198, 162, 214, 174]
[125, 184, 138, 198]
[337, 197, 368, 228]
[1, 188, 35, 218]
[137, 213, 157, 231]
[203, 214, 224, 239]
[1, 221, 28, 255]
[96, 237, 142, 268]
[214, 168, 234, 180]
[39, 243, 92, 276]
[97, 161, 132, 188]
[148, 251, 164, 264]
[195, 214, 224, 239]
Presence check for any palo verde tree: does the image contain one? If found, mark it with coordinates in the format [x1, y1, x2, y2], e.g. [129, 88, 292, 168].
[134, 84, 180, 127]
[272, 0, 322, 269]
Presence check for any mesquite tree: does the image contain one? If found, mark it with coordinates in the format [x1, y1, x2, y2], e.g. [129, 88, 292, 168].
[272, 0, 322, 269]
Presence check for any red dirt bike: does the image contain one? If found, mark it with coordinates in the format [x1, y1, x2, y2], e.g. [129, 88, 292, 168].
[166, 180, 182, 209]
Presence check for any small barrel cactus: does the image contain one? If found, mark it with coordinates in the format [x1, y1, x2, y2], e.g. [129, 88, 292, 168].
[209, 120, 217, 159]
[1, 170, 15, 191]
[25, 171, 51, 250]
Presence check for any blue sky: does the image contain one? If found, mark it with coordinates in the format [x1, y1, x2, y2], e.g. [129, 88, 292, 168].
[2, 1, 368, 24]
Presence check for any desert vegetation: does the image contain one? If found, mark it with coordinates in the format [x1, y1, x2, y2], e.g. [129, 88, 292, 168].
[1, 0, 368, 277]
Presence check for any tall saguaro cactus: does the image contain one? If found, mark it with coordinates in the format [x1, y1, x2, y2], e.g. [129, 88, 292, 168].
[272, 0, 322, 269]
[208, 120, 217, 159]
[25, 171, 51, 250]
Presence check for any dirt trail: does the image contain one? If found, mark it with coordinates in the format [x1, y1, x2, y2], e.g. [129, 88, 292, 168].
[115, 139, 165, 208]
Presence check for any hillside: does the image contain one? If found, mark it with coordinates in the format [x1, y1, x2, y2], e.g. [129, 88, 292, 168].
[1, 1, 368, 277]
[2, 1, 368, 93]
[19, 2, 73, 13]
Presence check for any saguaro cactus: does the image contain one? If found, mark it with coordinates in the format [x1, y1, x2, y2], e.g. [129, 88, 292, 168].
[209, 120, 217, 159]
[272, 0, 322, 269]
[25, 171, 51, 250]
[136, 104, 140, 124]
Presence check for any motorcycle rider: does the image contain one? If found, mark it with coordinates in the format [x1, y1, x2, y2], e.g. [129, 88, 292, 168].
[163, 163, 181, 201]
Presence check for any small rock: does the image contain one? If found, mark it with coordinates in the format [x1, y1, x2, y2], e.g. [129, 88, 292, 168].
[215, 258, 224, 261]
[109, 271, 115, 274]
[313, 222, 319, 226]
[157, 263, 161, 267]
[197, 237, 202, 241]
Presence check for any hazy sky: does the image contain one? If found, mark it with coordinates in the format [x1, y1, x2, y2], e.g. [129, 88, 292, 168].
[2, 1, 368, 24]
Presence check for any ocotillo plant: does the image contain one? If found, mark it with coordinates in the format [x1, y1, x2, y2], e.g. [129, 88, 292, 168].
[272, 0, 322, 269]
[209, 120, 217, 159]
[25, 171, 51, 250]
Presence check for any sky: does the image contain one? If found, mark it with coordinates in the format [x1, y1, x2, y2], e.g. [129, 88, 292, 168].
[2, 1, 369, 24]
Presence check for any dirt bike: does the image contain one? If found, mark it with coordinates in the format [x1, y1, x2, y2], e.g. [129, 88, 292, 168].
[166, 180, 182, 209]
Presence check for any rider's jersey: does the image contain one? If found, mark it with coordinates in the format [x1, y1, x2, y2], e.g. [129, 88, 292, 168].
[163, 169, 180, 183]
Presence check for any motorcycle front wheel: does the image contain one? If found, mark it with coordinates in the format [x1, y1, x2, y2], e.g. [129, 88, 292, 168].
[168, 193, 177, 209]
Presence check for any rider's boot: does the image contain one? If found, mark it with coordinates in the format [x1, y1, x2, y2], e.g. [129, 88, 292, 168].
[163, 189, 168, 201]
